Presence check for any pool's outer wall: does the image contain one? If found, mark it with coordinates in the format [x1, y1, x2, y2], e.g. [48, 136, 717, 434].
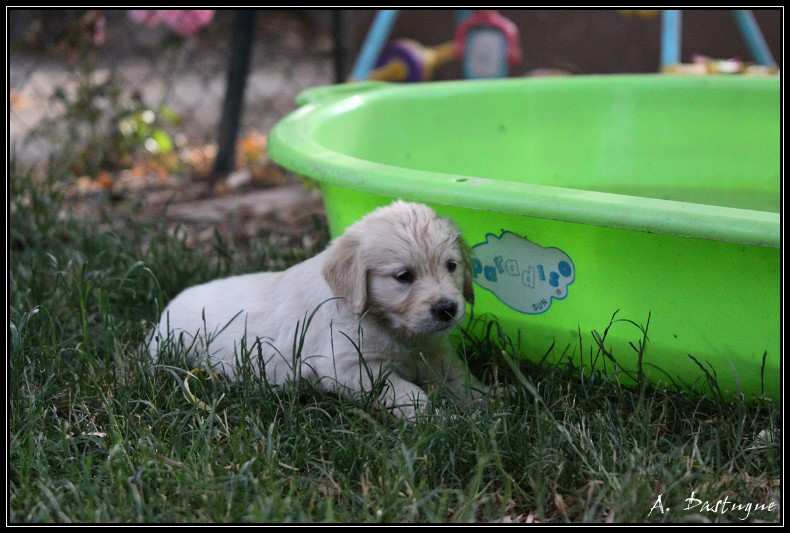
[268, 76, 780, 400]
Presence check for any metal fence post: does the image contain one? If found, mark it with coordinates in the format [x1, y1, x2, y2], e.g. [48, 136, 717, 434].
[212, 9, 257, 180]
[332, 10, 347, 83]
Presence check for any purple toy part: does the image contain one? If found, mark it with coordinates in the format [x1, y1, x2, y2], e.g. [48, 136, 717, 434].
[456, 10, 522, 66]
[376, 40, 425, 82]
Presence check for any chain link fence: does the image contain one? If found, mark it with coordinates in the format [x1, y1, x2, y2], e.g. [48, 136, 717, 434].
[9, 9, 336, 170]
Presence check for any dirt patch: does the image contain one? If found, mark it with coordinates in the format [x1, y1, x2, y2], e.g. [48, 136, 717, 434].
[58, 151, 328, 256]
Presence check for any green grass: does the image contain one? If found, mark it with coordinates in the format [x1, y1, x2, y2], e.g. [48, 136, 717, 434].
[8, 162, 781, 523]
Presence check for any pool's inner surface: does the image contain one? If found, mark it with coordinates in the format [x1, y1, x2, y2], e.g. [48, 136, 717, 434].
[311, 79, 779, 212]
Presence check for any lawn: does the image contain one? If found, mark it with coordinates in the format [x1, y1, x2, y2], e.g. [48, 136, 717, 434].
[8, 162, 781, 523]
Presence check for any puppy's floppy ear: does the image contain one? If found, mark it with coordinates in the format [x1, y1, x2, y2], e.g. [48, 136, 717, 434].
[458, 238, 475, 305]
[322, 233, 367, 316]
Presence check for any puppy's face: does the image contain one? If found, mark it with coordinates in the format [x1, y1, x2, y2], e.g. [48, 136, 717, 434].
[365, 231, 468, 335]
[324, 202, 474, 336]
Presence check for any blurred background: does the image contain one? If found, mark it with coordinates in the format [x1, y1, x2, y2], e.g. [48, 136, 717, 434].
[10, 9, 782, 163]
[9, 10, 335, 167]
[8, 9, 782, 242]
[345, 10, 781, 77]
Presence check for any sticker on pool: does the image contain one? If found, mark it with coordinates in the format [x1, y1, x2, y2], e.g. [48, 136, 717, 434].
[471, 231, 575, 314]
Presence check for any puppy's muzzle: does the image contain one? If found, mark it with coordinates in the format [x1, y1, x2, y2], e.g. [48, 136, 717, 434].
[431, 299, 459, 323]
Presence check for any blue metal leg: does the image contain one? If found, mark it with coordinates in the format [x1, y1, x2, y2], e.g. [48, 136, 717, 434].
[350, 10, 400, 81]
[660, 10, 682, 68]
[732, 10, 776, 66]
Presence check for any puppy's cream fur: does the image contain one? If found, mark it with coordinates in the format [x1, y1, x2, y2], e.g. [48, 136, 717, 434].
[150, 201, 481, 418]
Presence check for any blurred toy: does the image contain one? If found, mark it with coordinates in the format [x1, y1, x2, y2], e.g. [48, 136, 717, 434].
[455, 10, 522, 79]
[349, 10, 400, 81]
[369, 39, 457, 82]
[667, 54, 779, 76]
[350, 10, 522, 82]
[660, 9, 777, 73]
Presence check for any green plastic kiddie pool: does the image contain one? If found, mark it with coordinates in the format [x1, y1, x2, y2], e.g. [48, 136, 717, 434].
[268, 75, 780, 400]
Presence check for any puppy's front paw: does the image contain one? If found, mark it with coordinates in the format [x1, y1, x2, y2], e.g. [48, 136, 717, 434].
[389, 389, 427, 421]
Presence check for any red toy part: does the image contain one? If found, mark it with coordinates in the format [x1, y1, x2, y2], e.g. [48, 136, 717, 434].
[455, 10, 522, 66]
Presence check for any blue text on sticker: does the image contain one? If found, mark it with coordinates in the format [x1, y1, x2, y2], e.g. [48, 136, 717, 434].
[471, 231, 575, 314]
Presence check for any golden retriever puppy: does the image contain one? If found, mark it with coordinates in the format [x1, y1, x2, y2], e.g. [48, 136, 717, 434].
[150, 201, 482, 418]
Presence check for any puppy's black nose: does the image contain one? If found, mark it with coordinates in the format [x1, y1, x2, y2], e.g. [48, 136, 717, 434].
[431, 300, 458, 322]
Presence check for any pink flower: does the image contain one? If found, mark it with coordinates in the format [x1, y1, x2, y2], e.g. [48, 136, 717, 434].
[159, 10, 214, 36]
[128, 10, 214, 36]
[93, 13, 106, 45]
[128, 10, 161, 27]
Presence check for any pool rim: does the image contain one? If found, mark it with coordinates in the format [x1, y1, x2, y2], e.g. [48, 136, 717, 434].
[268, 75, 779, 248]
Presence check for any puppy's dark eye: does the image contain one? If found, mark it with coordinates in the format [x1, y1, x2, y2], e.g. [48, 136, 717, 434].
[395, 270, 415, 283]
[446, 260, 458, 273]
